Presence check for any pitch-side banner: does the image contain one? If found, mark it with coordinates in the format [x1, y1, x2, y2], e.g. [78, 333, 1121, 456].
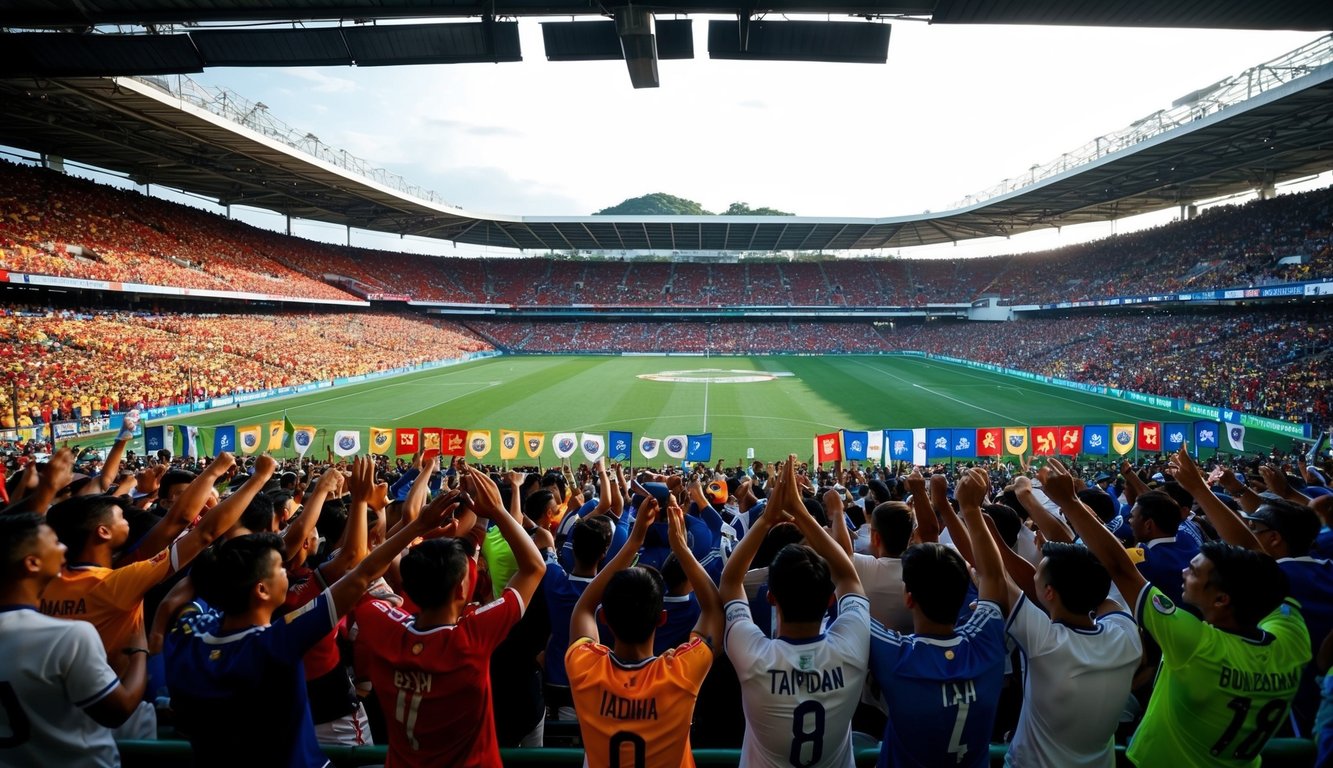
[333, 430, 360, 457]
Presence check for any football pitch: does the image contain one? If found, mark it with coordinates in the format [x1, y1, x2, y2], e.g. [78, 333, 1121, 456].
[165, 355, 1298, 462]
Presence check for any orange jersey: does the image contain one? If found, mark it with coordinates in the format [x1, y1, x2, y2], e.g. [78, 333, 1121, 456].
[566, 634, 712, 768]
[40, 546, 177, 675]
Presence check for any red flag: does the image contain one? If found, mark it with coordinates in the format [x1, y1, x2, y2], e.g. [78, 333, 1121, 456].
[395, 428, 419, 456]
[1058, 426, 1083, 456]
[1138, 421, 1163, 452]
[976, 428, 1003, 457]
[420, 428, 443, 460]
[1031, 426, 1059, 456]
[443, 429, 467, 457]
[815, 432, 841, 464]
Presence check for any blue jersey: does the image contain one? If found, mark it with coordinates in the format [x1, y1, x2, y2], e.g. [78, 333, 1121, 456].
[1280, 556, 1333, 735]
[638, 512, 712, 571]
[165, 592, 336, 768]
[869, 601, 1007, 768]
[542, 555, 595, 687]
[1134, 536, 1199, 611]
[655, 593, 701, 655]
[556, 504, 630, 571]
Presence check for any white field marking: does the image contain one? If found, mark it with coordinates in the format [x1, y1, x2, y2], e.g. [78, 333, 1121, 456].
[909, 358, 1159, 422]
[389, 381, 505, 421]
[702, 378, 709, 434]
[239, 362, 505, 421]
[573, 413, 844, 432]
[847, 358, 1026, 425]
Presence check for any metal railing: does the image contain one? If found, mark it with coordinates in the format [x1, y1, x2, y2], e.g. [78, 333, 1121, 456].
[134, 73, 460, 209]
[949, 33, 1333, 210]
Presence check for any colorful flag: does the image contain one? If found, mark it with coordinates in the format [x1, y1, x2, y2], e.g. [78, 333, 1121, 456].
[1058, 426, 1082, 456]
[267, 420, 285, 452]
[842, 431, 869, 461]
[292, 426, 318, 457]
[686, 434, 712, 462]
[499, 430, 520, 461]
[201, 426, 221, 455]
[1111, 424, 1136, 456]
[639, 436, 660, 460]
[887, 430, 914, 463]
[442, 429, 467, 457]
[951, 429, 976, 458]
[369, 427, 393, 455]
[925, 429, 952, 460]
[1031, 426, 1058, 456]
[468, 430, 492, 459]
[1004, 428, 1029, 456]
[608, 431, 632, 462]
[865, 430, 884, 464]
[1164, 423, 1189, 452]
[815, 432, 842, 464]
[421, 428, 443, 460]
[523, 432, 545, 459]
[395, 428, 419, 456]
[175, 425, 200, 458]
[663, 435, 687, 460]
[912, 428, 927, 466]
[1083, 425, 1110, 455]
[283, 414, 296, 447]
[1193, 421, 1220, 450]
[238, 425, 262, 455]
[554, 432, 578, 459]
[976, 428, 1003, 457]
[144, 425, 167, 454]
[1226, 423, 1246, 451]
[1138, 421, 1163, 453]
[332, 430, 360, 457]
[581, 433, 605, 462]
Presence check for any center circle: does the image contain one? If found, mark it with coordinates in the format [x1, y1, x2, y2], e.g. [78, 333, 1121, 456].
[636, 369, 793, 384]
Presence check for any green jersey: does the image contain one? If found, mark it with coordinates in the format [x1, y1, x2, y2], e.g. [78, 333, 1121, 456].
[480, 524, 518, 601]
[1129, 585, 1310, 767]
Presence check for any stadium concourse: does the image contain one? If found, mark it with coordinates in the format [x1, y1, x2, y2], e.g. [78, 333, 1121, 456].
[3, 155, 1333, 768]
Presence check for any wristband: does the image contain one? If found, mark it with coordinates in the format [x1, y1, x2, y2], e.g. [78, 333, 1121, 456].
[122, 647, 150, 657]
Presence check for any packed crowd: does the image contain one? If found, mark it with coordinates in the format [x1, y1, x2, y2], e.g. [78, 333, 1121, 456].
[4, 428, 1332, 767]
[467, 320, 899, 355]
[5, 159, 1331, 308]
[0, 307, 491, 429]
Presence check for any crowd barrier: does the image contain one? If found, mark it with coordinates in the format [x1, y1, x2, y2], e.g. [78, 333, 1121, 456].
[116, 739, 1317, 767]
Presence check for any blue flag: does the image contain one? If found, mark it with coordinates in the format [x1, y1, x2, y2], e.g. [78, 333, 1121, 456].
[887, 430, 914, 461]
[144, 425, 167, 453]
[686, 433, 712, 462]
[1083, 424, 1110, 455]
[1164, 423, 1190, 452]
[609, 431, 632, 462]
[925, 429, 952, 460]
[842, 431, 869, 461]
[214, 425, 237, 455]
[1194, 421, 1220, 450]
[951, 429, 977, 458]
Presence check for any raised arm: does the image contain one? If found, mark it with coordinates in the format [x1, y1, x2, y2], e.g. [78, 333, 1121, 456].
[79, 437, 130, 496]
[956, 468, 1007, 611]
[1119, 460, 1148, 506]
[932, 473, 973, 565]
[1013, 474, 1074, 544]
[281, 466, 339, 563]
[825, 488, 853, 556]
[322, 456, 372, 578]
[389, 455, 437, 535]
[1043, 460, 1147, 601]
[464, 464, 546, 605]
[173, 455, 278, 567]
[1260, 464, 1313, 506]
[776, 455, 863, 598]
[1172, 447, 1265, 553]
[904, 471, 939, 544]
[1216, 467, 1265, 513]
[666, 495, 723, 652]
[571, 496, 655, 643]
[118, 455, 235, 565]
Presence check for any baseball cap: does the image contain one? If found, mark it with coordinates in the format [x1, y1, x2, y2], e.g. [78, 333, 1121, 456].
[1094, 472, 1113, 483]
[1242, 502, 1320, 552]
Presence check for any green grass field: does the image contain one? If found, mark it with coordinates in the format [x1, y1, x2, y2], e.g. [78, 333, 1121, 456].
[162, 355, 1299, 462]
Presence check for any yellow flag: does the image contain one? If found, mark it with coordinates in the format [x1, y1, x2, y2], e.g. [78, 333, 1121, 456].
[499, 429, 520, 461]
[267, 420, 285, 452]
[1112, 423, 1136, 456]
[238, 425, 263, 455]
[1003, 427, 1029, 456]
[523, 432, 545, 459]
[369, 427, 393, 455]
[468, 430, 491, 459]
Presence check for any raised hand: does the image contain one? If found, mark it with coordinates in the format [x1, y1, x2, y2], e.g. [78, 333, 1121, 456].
[347, 455, 376, 505]
[955, 467, 988, 510]
[38, 447, 76, 493]
[462, 465, 506, 519]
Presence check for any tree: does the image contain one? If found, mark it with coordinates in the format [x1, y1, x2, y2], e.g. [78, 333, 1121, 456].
[723, 202, 793, 216]
[595, 193, 712, 216]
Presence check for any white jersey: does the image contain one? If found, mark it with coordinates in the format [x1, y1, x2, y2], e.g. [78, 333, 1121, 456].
[0, 606, 121, 767]
[725, 593, 871, 768]
[1004, 595, 1142, 768]
[850, 553, 912, 634]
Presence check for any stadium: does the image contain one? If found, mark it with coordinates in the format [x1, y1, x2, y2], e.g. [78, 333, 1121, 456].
[2, 2, 1333, 767]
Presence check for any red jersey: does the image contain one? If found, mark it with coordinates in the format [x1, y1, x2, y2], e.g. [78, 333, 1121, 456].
[282, 565, 340, 679]
[352, 588, 523, 768]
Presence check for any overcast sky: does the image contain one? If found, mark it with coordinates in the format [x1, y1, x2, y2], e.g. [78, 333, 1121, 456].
[34, 23, 1330, 258]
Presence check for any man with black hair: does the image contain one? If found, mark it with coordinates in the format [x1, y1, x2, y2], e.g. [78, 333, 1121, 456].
[657, 553, 702, 655]
[165, 469, 467, 768]
[1127, 489, 1199, 609]
[1002, 539, 1142, 766]
[721, 455, 870, 767]
[1046, 453, 1309, 768]
[566, 490, 722, 768]
[544, 513, 613, 719]
[868, 467, 1009, 768]
[353, 465, 543, 767]
[0, 512, 147, 767]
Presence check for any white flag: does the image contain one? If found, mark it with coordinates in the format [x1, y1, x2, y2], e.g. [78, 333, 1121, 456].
[639, 436, 660, 460]
[912, 428, 927, 467]
[581, 433, 606, 462]
[553, 432, 578, 459]
[1226, 423, 1246, 452]
[663, 435, 687, 460]
[332, 430, 361, 457]
[866, 430, 884, 464]
[183, 425, 199, 458]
